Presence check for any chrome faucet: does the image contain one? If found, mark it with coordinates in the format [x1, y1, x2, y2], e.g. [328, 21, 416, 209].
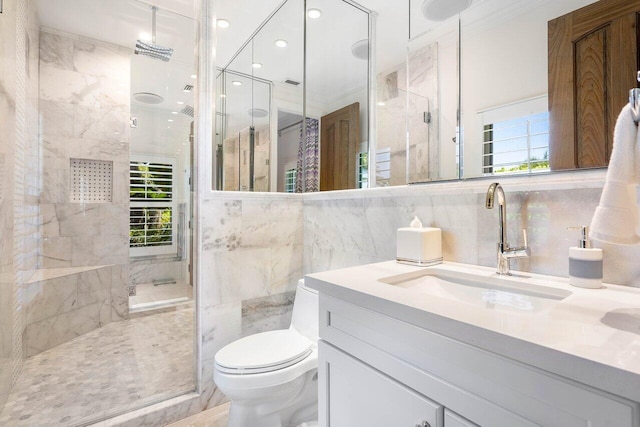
[485, 182, 530, 275]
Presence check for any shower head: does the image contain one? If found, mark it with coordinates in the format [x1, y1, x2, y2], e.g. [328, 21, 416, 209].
[135, 6, 173, 62]
[135, 40, 173, 62]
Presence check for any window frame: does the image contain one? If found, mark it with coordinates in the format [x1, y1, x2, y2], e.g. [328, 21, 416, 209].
[478, 95, 550, 176]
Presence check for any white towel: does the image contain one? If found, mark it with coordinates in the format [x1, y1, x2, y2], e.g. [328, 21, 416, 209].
[590, 104, 640, 245]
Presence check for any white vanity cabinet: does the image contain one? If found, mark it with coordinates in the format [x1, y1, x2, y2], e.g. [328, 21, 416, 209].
[444, 410, 478, 427]
[316, 293, 639, 427]
[321, 341, 443, 427]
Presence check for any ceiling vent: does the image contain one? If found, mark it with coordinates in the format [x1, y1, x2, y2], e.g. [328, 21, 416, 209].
[181, 105, 195, 117]
[284, 79, 300, 86]
[183, 84, 194, 92]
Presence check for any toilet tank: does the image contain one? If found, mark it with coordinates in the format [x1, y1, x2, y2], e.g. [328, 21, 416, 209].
[290, 279, 319, 342]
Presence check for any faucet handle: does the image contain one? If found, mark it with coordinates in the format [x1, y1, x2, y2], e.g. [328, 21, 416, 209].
[522, 229, 528, 248]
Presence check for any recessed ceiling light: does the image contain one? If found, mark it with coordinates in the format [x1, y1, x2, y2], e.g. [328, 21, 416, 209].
[377, 101, 386, 106]
[217, 19, 230, 29]
[133, 92, 164, 104]
[351, 39, 369, 60]
[232, 81, 242, 86]
[307, 8, 322, 19]
[220, 94, 227, 98]
[138, 32, 152, 41]
[252, 62, 263, 69]
[190, 74, 197, 79]
[171, 111, 179, 115]
[274, 39, 288, 48]
[168, 119, 174, 122]
[177, 101, 185, 105]
[248, 108, 269, 118]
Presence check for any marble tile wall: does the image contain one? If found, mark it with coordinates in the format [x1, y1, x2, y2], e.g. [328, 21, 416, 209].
[24, 265, 121, 356]
[0, 0, 19, 412]
[0, 0, 40, 413]
[38, 29, 130, 324]
[303, 177, 640, 287]
[200, 196, 303, 315]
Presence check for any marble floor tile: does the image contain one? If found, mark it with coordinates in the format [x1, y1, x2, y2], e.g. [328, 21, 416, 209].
[166, 403, 230, 427]
[0, 309, 194, 426]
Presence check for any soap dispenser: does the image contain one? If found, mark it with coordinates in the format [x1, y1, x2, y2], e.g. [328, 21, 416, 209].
[568, 226, 603, 289]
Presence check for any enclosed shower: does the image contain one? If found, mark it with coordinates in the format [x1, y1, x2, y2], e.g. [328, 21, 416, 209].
[0, 0, 196, 425]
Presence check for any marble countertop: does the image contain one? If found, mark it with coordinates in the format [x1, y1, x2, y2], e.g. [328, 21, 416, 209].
[306, 260, 640, 403]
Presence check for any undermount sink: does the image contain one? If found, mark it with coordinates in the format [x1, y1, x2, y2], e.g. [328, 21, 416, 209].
[378, 267, 573, 313]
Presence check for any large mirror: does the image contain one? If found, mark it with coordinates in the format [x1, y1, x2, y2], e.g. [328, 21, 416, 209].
[424, 0, 638, 180]
[214, 0, 640, 191]
[378, 1, 460, 185]
[215, 0, 370, 192]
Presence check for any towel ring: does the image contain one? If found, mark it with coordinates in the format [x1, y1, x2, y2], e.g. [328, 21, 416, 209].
[631, 71, 640, 126]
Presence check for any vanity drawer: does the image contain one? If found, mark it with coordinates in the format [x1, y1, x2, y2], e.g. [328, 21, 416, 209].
[319, 294, 639, 427]
[444, 409, 479, 427]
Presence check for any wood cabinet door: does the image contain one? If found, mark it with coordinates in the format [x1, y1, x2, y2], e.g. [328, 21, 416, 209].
[320, 102, 360, 191]
[548, 0, 640, 170]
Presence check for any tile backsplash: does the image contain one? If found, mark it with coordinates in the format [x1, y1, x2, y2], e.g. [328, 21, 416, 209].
[302, 175, 640, 287]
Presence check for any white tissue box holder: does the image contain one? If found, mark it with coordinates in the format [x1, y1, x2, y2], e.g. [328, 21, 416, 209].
[396, 227, 443, 267]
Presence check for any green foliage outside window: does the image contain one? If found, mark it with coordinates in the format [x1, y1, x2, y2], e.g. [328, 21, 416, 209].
[129, 161, 174, 248]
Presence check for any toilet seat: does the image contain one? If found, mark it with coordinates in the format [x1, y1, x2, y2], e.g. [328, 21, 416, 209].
[215, 329, 313, 374]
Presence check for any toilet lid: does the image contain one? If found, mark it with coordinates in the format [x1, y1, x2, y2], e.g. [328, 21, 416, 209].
[215, 329, 313, 374]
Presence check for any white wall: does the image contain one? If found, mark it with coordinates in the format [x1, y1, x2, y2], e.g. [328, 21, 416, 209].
[460, 0, 597, 177]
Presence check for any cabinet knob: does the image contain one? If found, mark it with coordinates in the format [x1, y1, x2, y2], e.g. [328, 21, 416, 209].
[416, 422, 430, 427]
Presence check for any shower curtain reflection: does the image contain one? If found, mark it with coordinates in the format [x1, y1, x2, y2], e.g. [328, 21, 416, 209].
[295, 118, 320, 193]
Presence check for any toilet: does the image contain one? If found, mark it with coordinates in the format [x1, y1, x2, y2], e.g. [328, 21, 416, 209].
[214, 279, 319, 427]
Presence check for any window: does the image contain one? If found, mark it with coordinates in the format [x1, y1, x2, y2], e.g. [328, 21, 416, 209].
[358, 152, 368, 188]
[375, 147, 391, 186]
[129, 157, 177, 256]
[284, 168, 296, 193]
[479, 96, 550, 175]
